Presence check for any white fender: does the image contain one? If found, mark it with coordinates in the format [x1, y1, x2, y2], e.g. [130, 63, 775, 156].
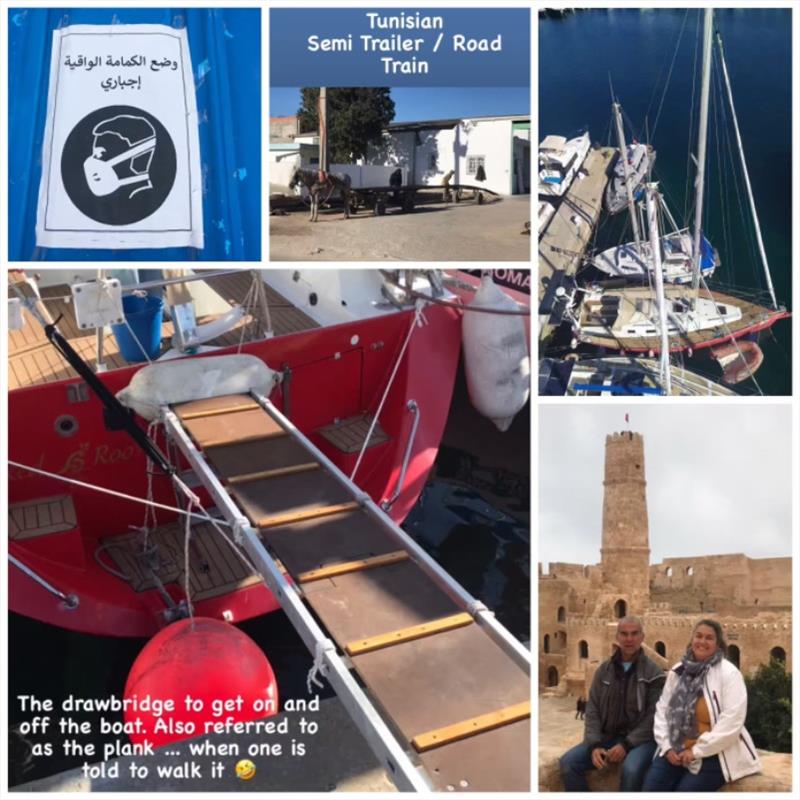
[462, 275, 530, 432]
[116, 354, 281, 421]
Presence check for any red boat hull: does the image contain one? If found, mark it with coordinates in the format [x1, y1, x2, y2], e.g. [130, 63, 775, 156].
[8, 305, 462, 636]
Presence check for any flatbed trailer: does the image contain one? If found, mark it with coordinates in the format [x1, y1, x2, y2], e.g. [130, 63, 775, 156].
[270, 185, 501, 217]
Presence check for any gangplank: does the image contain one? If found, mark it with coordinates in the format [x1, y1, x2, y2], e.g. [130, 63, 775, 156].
[163, 392, 530, 792]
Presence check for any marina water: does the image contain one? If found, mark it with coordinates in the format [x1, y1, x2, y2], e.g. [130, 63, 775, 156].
[540, 8, 792, 394]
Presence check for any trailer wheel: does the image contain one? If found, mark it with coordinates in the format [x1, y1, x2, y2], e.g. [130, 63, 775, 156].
[402, 193, 415, 213]
[455, 188, 464, 203]
[374, 199, 387, 216]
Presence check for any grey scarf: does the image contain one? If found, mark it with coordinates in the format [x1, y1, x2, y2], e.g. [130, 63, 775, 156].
[665, 648, 723, 751]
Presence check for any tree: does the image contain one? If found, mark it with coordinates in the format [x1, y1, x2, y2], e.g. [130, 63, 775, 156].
[297, 88, 395, 163]
[744, 658, 791, 753]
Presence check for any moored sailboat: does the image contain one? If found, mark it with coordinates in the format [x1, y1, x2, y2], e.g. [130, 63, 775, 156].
[568, 9, 789, 359]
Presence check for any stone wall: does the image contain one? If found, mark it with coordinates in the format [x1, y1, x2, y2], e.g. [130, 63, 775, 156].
[650, 554, 791, 612]
[538, 742, 792, 793]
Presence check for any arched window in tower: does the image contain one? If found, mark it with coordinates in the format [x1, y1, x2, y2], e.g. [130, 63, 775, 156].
[557, 606, 566, 623]
[655, 641, 666, 658]
[547, 666, 559, 687]
[543, 634, 550, 654]
[686, 566, 694, 577]
[614, 599, 627, 618]
[728, 644, 740, 668]
[579, 640, 589, 659]
[666, 566, 673, 577]
[770, 646, 786, 664]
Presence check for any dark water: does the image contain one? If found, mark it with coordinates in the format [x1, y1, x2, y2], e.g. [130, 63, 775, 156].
[8, 376, 530, 786]
[540, 8, 793, 395]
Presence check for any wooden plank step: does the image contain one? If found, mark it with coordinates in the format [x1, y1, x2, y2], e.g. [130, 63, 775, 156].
[9, 495, 77, 540]
[317, 414, 390, 454]
[351, 625, 529, 745]
[98, 520, 261, 598]
[419, 719, 530, 792]
[411, 700, 530, 752]
[345, 612, 473, 656]
[174, 394, 260, 420]
[227, 462, 320, 486]
[180, 401, 261, 421]
[299, 558, 462, 644]
[262, 511, 401, 578]
[297, 551, 409, 583]
[230, 469, 354, 528]
[180, 407, 286, 450]
[204, 436, 314, 480]
[258, 501, 361, 531]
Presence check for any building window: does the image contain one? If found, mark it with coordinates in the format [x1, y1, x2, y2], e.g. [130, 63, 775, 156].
[728, 644, 740, 668]
[655, 641, 666, 658]
[666, 567, 673, 577]
[544, 634, 550, 654]
[614, 599, 627, 619]
[579, 640, 589, 659]
[467, 155, 485, 176]
[557, 606, 566, 623]
[547, 666, 559, 687]
[770, 647, 786, 664]
[686, 566, 694, 577]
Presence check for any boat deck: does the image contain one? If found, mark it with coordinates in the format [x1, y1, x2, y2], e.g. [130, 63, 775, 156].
[578, 287, 787, 352]
[538, 146, 614, 344]
[7, 271, 319, 391]
[165, 393, 530, 792]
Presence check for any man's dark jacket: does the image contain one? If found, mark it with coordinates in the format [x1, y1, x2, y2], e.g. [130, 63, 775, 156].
[583, 648, 665, 752]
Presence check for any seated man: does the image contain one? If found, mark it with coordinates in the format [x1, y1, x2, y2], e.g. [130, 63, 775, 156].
[560, 616, 665, 792]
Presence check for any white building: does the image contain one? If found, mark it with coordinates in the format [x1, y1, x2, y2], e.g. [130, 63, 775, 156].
[269, 114, 531, 196]
[368, 115, 530, 196]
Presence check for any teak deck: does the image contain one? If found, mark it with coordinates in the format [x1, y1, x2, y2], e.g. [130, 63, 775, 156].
[170, 393, 530, 792]
[578, 287, 787, 352]
[7, 272, 319, 390]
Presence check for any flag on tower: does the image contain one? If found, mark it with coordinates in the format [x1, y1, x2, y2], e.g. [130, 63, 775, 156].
[625, 413, 629, 424]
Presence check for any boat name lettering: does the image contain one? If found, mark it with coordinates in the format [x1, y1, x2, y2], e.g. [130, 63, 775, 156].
[93, 444, 135, 465]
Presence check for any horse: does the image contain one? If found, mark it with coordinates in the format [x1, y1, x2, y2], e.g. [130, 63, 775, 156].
[288, 167, 352, 222]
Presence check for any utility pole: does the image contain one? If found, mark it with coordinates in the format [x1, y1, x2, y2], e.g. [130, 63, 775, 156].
[319, 87, 328, 175]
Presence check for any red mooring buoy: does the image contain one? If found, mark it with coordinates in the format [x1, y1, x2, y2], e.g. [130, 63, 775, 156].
[123, 617, 279, 747]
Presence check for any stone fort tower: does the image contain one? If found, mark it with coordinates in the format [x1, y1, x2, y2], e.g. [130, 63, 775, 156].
[601, 431, 650, 614]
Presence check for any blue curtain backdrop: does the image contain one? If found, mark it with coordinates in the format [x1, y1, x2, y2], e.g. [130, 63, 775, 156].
[8, 7, 261, 260]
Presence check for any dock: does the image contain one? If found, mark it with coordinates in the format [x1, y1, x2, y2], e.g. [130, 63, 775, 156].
[537, 146, 614, 345]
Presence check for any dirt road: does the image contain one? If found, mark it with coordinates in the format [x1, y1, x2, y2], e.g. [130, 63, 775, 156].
[269, 195, 531, 261]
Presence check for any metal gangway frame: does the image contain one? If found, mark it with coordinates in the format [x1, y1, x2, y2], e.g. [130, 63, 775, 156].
[162, 391, 530, 792]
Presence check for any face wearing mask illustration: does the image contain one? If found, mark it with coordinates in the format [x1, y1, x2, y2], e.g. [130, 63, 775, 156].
[83, 115, 157, 199]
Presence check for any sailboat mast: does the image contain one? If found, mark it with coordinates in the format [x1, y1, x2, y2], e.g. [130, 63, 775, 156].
[691, 8, 714, 295]
[716, 32, 778, 309]
[613, 101, 643, 250]
[646, 183, 672, 395]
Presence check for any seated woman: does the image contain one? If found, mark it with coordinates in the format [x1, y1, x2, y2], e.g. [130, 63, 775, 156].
[643, 619, 762, 792]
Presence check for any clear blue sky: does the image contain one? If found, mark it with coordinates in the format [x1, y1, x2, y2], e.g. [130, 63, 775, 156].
[270, 87, 530, 122]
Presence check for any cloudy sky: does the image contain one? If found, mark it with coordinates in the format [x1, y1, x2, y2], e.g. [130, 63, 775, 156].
[539, 405, 793, 567]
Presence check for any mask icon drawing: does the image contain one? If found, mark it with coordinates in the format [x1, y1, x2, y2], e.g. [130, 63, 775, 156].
[83, 115, 157, 199]
[62, 105, 177, 226]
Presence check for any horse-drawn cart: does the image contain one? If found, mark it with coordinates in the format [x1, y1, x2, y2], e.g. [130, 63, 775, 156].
[279, 168, 502, 221]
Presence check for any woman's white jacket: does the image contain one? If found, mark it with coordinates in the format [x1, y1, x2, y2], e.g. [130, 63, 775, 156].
[653, 657, 762, 783]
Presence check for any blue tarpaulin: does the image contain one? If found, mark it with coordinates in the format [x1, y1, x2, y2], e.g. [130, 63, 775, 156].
[8, 7, 260, 260]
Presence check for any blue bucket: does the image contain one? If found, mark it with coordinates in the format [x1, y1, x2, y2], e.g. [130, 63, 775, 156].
[112, 294, 164, 363]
